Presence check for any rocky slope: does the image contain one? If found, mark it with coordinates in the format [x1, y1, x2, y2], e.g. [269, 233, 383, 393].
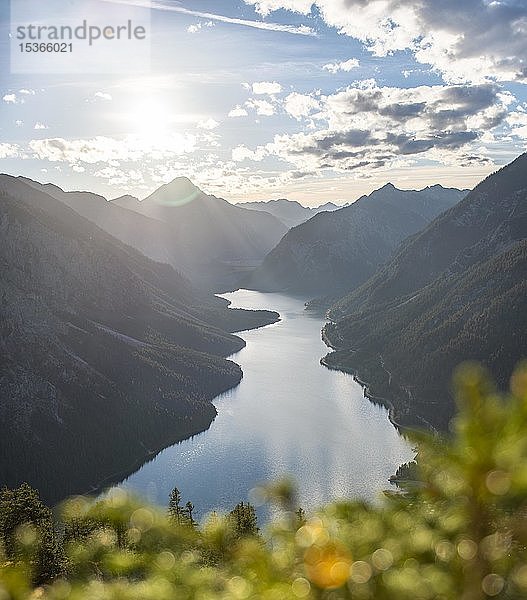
[22, 177, 287, 291]
[0, 175, 277, 503]
[112, 177, 288, 290]
[324, 155, 527, 431]
[248, 184, 466, 295]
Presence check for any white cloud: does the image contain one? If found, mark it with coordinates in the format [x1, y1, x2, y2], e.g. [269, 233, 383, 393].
[197, 118, 220, 130]
[18, 89, 35, 95]
[245, 98, 275, 116]
[93, 166, 145, 185]
[283, 92, 321, 119]
[243, 0, 527, 84]
[0, 143, 19, 159]
[187, 20, 215, 33]
[232, 144, 267, 162]
[34, 122, 49, 130]
[29, 133, 197, 165]
[15, 120, 23, 127]
[93, 91, 112, 101]
[263, 81, 509, 173]
[228, 105, 249, 117]
[251, 81, 283, 95]
[506, 110, 527, 139]
[3, 94, 17, 104]
[323, 58, 360, 74]
[110, 0, 315, 36]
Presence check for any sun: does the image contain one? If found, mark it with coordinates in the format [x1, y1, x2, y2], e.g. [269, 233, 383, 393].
[124, 98, 173, 138]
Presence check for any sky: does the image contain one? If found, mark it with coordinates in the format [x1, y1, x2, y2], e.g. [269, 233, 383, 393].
[1, 0, 526, 206]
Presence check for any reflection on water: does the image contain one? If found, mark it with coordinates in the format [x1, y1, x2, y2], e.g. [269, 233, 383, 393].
[114, 290, 414, 519]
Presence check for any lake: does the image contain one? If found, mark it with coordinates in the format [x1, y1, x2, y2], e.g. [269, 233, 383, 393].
[114, 290, 414, 519]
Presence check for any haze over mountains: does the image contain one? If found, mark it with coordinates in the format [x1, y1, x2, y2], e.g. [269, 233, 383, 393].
[1, 153, 526, 503]
[239, 198, 342, 228]
[22, 176, 287, 292]
[0, 174, 278, 502]
[248, 184, 467, 296]
[323, 154, 527, 430]
[111, 177, 287, 289]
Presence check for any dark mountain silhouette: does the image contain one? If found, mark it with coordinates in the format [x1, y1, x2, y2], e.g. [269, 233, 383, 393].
[21, 177, 287, 291]
[0, 174, 278, 503]
[324, 154, 527, 431]
[248, 184, 466, 295]
[112, 177, 288, 290]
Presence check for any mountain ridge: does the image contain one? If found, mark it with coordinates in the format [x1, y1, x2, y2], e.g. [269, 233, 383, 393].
[18, 175, 288, 291]
[0, 174, 278, 502]
[247, 183, 466, 296]
[323, 154, 527, 431]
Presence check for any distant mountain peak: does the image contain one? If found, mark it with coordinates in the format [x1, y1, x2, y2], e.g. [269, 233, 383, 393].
[165, 176, 200, 193]
[143, 176, 202, 207]
[111, 194, 138, 204]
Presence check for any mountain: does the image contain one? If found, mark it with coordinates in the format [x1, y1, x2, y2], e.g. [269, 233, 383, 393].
[111, 178, 288, 290]
[21, 177, 288, 292]
[0, 174, 278, 503]
[239, 198, 341, 227]
[323, 155, 527, 431]
[248, 184, 466, 295]
[112, 193, 139, 204]
[20, 178, 176, 267]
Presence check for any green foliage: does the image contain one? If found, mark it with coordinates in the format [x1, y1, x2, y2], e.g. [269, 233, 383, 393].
[228, 502, 259, 538]
[0, 483, 62, 584]
[168, 488, 196, 528]
[2, 364, 527, 599]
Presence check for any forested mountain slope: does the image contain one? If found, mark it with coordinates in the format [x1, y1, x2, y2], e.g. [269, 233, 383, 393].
[248, 184, 465, 295]
[324, 155, 527, 430]
[0, 175, 276, 503]
[21, 176, 287, 291]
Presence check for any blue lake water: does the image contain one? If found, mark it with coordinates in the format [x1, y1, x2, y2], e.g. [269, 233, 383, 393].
[114, 290, 413, 519]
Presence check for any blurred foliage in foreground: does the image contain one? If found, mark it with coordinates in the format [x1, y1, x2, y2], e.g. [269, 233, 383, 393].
[2, 363, 527, 599]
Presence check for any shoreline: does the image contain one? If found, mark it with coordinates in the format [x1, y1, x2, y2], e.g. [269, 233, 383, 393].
[68, 299, 281, 506]
[319, 354, 408, 434]
[320, 323, 426, 435]
[79, 412, 218, 504]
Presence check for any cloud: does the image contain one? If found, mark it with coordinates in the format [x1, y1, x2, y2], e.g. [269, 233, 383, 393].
[264, 81, 509, 172]
[101, 0, 316, 36]
[94, 166, 144, 185]
[323, 58, 360, 74]
[506, 109, 527, 139]
[15, 120, 23, 127]
[198, 118, 220, 130]
[0, 143, 19, 159]
[2, 89, 37, 104]
[232, 144, 268, 162]
[29, 133, 197, 165]
[245, 98, 275, 116]
[34, 122, 49, 130]
[187, 21, 215, 33]
[228, 105, 249, 117]
[94, 91, 113, 101]
[243, 0, 527, 84]
[251, 81, 283, 95]
[283, 92, 321, 119]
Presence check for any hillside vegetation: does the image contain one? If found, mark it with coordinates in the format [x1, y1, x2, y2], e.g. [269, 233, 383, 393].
[1, 364, 527, 599]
